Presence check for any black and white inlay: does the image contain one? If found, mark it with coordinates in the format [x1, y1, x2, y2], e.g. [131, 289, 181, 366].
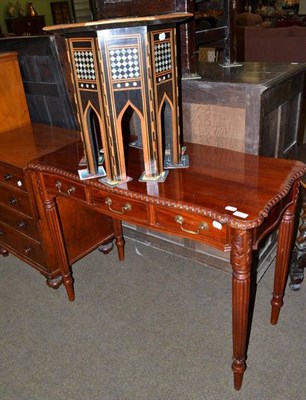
[109, 47, 140, 80]
[154, 42, 172, 74]
[73, 50, 96, 81]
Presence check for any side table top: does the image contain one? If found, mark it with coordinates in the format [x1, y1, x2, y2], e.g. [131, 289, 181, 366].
[29, 141, 306, 230]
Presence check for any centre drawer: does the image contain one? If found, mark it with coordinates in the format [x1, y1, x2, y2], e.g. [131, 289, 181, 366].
[154, 206, 229, 250]
[0, 185, 31, 215]
[43, 174, 87, 202]
[92, 190, 149, 224]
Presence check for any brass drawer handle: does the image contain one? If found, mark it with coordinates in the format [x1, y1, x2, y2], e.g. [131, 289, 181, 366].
[55, 181, 76, 196]
[105, 197, 132, 215]
[175, 215, 209, 235]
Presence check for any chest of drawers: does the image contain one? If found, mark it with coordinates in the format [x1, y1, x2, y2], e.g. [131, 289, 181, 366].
[0, 52, 116, 293]
[0, 162, 45, 266]
[5, 16, 46, 36]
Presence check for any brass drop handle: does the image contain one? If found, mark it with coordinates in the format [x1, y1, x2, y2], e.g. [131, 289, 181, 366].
[55, 181, 76, 196]
[175, 215, 209, 235]
[105, 197, 132, 215]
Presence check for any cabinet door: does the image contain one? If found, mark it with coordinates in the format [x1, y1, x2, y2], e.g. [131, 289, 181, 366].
[71, 0, 94, 22]
[50, 1, 72, 24]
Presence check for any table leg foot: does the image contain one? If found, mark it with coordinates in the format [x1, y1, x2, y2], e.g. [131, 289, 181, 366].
[113, 219, 125, 261]
[0, 246, 9, 257]
[62, 272, 75, 301]
[46, 275, 63, 289]
[98, 241, 114, 254]
[232, 361, 246, 390]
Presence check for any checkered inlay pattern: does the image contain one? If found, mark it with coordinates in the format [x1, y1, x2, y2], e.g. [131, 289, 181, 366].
[109, 47, 140, 81]
[154, 42, 172, 74]
[73, 50, 96, 81]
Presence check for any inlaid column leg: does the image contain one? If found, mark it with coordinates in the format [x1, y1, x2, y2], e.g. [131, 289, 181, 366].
[230, 229, 253, 391]
[44, 197, 75, 301]
[271, 183, 299, 325]
[113, 218, 125, 261]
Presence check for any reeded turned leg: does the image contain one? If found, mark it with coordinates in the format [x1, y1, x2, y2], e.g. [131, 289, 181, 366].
[44, 197, 75, 301]
[271, 195, 298, 325]
[113, 218, 125, 261]
[230, 229, 253, 390]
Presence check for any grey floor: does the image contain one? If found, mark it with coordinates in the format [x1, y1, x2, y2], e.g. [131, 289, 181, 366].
[0, 238, 305, 400]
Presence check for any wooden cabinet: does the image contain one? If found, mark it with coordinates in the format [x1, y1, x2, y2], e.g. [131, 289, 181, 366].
[0, 52, 115, 293]
[6, 16, 45, 36]
[50, 1, 72, 24]
[182, 62, 306, 157]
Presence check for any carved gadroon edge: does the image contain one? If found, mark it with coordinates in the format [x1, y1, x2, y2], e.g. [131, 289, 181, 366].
[28, 163, 306, 230]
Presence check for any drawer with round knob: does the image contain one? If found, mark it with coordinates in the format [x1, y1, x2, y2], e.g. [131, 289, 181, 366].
[0, 222, 46, 267]
[0, 185, 31, 215]
[0, 164, 26, 192]
[0, 203, 39, 240]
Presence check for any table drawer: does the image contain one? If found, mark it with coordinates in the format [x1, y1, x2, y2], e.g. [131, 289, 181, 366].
[0, 185, 31, 215]
[43, 174, 87, 202]
[92, 190, 149, 224]
[0, 164, 26, 192]
[154, 206, 229, 250]
[0, 203, 39, 241]
[0, 222, 45, 267]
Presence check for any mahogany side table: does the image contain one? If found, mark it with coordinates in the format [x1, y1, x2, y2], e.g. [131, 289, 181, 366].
[29, 142, 306, 390]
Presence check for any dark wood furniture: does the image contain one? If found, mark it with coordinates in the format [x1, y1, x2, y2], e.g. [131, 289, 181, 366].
[0, 36, 78, 130]
[5, 16, 46, 36]
[50, 1, 72, 24]
[289, 144, 306, 291]
[182, 62, 306, 157]
[29, 138, 306, 390]
[96, 0, 236, 76]
[0, 52, 115, 290]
